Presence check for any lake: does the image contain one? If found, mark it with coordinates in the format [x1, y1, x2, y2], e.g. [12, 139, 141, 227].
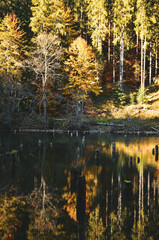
[0, 131, 159, 239]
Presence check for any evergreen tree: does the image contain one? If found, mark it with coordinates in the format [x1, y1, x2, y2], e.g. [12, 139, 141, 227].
[86, 0, 108, 54]
[59, 7, 80, 47]
[30, 0, 79, 46]
[72, 0, 88, 39]
[113, 0, 134, 90]
[135, 0, 149, 90]
[146, 0, 159, 91]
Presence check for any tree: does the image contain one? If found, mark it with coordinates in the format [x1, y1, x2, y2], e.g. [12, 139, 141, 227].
[26, 33, 63, 122]
[0, 14, 25, 127]
[113, 0, 134, 90]
[0, 0, 32, 40]
[0, 14, 24, 80]
[59, 7, 80, 47]
[146, 0, 159, 92]
[86, 205, 105, 240]
[27, 177, 60, 240]
[72, 0, 88, 39]
[86, 0, 108, 54]
[30, 0, 80, 48]
[135, 0, 149, 91]
[64, 36, 102, 125]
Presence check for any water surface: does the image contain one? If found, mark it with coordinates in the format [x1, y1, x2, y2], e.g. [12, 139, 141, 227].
[0, 132, 159, 239]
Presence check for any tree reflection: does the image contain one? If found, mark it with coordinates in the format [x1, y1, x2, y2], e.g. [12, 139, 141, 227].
[27, 177, 60, 240]
[86, 205, 105, 240]
[26, 137, 61, 239]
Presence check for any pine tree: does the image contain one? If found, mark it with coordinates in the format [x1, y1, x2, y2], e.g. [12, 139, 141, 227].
[59, 7, 80, 47]
[30, 0, 79, 46]
[72, 0, 88, 39]
[146, 0, 159, 91]
[135, 0, 149, 90]
[113, 0, 134, 90]
[86, 0, 108, 54]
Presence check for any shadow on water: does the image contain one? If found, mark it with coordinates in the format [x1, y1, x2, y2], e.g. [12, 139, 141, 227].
[0, 132, 159, 239]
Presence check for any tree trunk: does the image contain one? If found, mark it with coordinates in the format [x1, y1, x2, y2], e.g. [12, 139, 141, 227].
[155, 40, 158, 80]
[43, 53, 48, 123]
[113, 23, 115, 83]
[141, 34, 144, 89]
[147, 170, 150, 216]
[80, 5, 83, 37]
[139, 170, 141, 223]
[106, 190, 108, 227]
[119, 27, 124, 91]
[42, 177, 46, 215]
[117, 173, 122, 231]
[76, 100, 82, 128]
[43, 84, 47, 123]
[149, 41, 152, 92]
[141, 171, 144, 222]
[143, 36, 147, 89]
[136, 33, 140, 83]
[108, 22, 111, 62]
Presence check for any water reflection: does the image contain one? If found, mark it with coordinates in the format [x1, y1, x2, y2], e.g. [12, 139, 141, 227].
[0, 132, 158, 239]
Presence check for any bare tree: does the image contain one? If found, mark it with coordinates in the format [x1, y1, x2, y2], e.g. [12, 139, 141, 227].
[26, 33, 63, 122]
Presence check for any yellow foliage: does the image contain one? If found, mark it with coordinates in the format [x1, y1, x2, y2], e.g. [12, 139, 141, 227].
[64, 36, 102, 102]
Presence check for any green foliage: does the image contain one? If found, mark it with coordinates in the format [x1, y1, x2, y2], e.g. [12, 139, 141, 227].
[130, 93, 136, 105]
[113, 83, 127, 106]
[97, 119, 108, 124]
[136, 87, 147, 104]
[113, 0, 134, 47]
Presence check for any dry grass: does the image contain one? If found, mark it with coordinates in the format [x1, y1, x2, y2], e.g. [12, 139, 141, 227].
[92, 85, 159, 121]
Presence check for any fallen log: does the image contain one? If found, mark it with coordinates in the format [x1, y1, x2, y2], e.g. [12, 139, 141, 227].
[151, 127, 159, 133]
[83, 121, 124, 127]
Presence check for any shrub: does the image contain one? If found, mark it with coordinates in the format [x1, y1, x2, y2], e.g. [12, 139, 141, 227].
[136, 87, 147, 104]
[130, 93, 136, 105]
[113, 83, 127, 106]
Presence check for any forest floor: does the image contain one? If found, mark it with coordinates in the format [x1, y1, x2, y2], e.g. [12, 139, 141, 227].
[0, 84, 159, 135]
[83, 83, 159, 134]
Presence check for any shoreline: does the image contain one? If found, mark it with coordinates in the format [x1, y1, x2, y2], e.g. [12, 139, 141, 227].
[0, 127, 158, 136]
[0, 117, 159, 136]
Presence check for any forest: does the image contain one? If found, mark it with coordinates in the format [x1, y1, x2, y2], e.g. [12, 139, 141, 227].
[0, 0, 158, 130]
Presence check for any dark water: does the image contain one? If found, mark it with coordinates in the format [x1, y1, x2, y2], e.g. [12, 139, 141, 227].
[0, 132, 159, 240]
